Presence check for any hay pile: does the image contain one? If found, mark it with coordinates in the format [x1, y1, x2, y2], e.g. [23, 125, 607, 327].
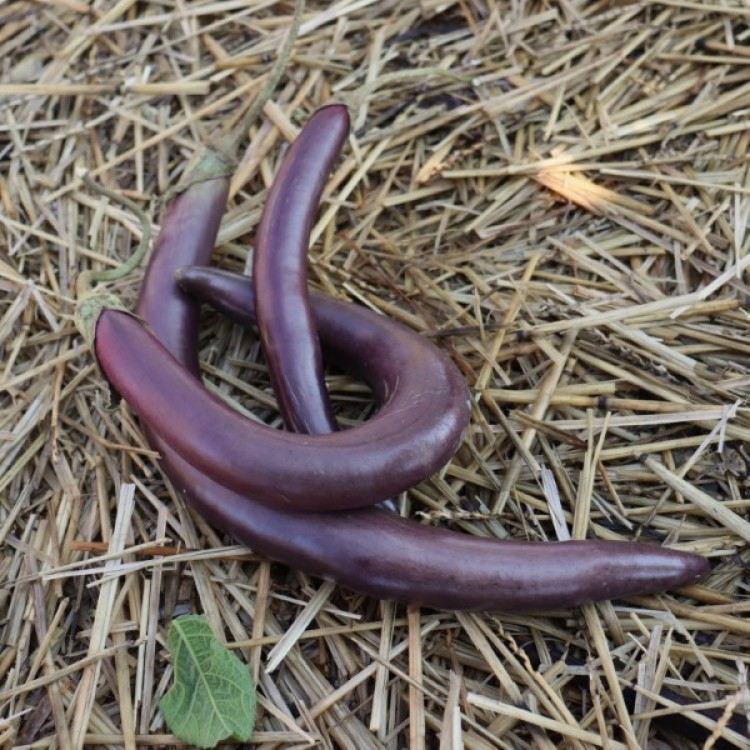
[1, 0, 749, 747]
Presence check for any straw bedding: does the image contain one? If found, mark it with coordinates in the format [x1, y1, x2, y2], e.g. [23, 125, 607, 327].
[1, 1, 749, 747]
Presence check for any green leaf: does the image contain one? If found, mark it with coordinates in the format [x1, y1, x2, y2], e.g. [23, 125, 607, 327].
[160, 615, 256, 748]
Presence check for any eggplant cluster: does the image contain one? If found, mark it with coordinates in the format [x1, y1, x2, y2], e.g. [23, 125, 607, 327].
[85, 106, 709, 611]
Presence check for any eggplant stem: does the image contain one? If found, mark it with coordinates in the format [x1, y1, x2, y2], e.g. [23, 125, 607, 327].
[74, 175, 151, 350]
[76, 174, 152, 299]
[161, 0, 305, 202]
[223, 0, 305, 157]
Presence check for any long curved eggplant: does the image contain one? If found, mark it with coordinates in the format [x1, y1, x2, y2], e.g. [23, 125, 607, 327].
[93, 289, 470, 511]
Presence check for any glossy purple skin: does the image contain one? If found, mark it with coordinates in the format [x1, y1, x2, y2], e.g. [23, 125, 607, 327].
[138, 147, 233, 374]
[101, 105, 710, 610]
[252, 104, 397, 514]
[174, 265, 709, 608]
[96, 283, 470, 511]
[156, 451, 711, 610]
[253, 104, 348, 433]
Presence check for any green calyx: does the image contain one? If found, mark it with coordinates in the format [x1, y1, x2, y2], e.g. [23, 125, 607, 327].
[74, 293, 129, 349]
[164, 145, 236, 202]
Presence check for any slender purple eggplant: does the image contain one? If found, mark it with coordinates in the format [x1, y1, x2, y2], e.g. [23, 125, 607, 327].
[248, 104, 396, 513]
[253, 104, 348, 433]
[153, 452, 711, 610]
